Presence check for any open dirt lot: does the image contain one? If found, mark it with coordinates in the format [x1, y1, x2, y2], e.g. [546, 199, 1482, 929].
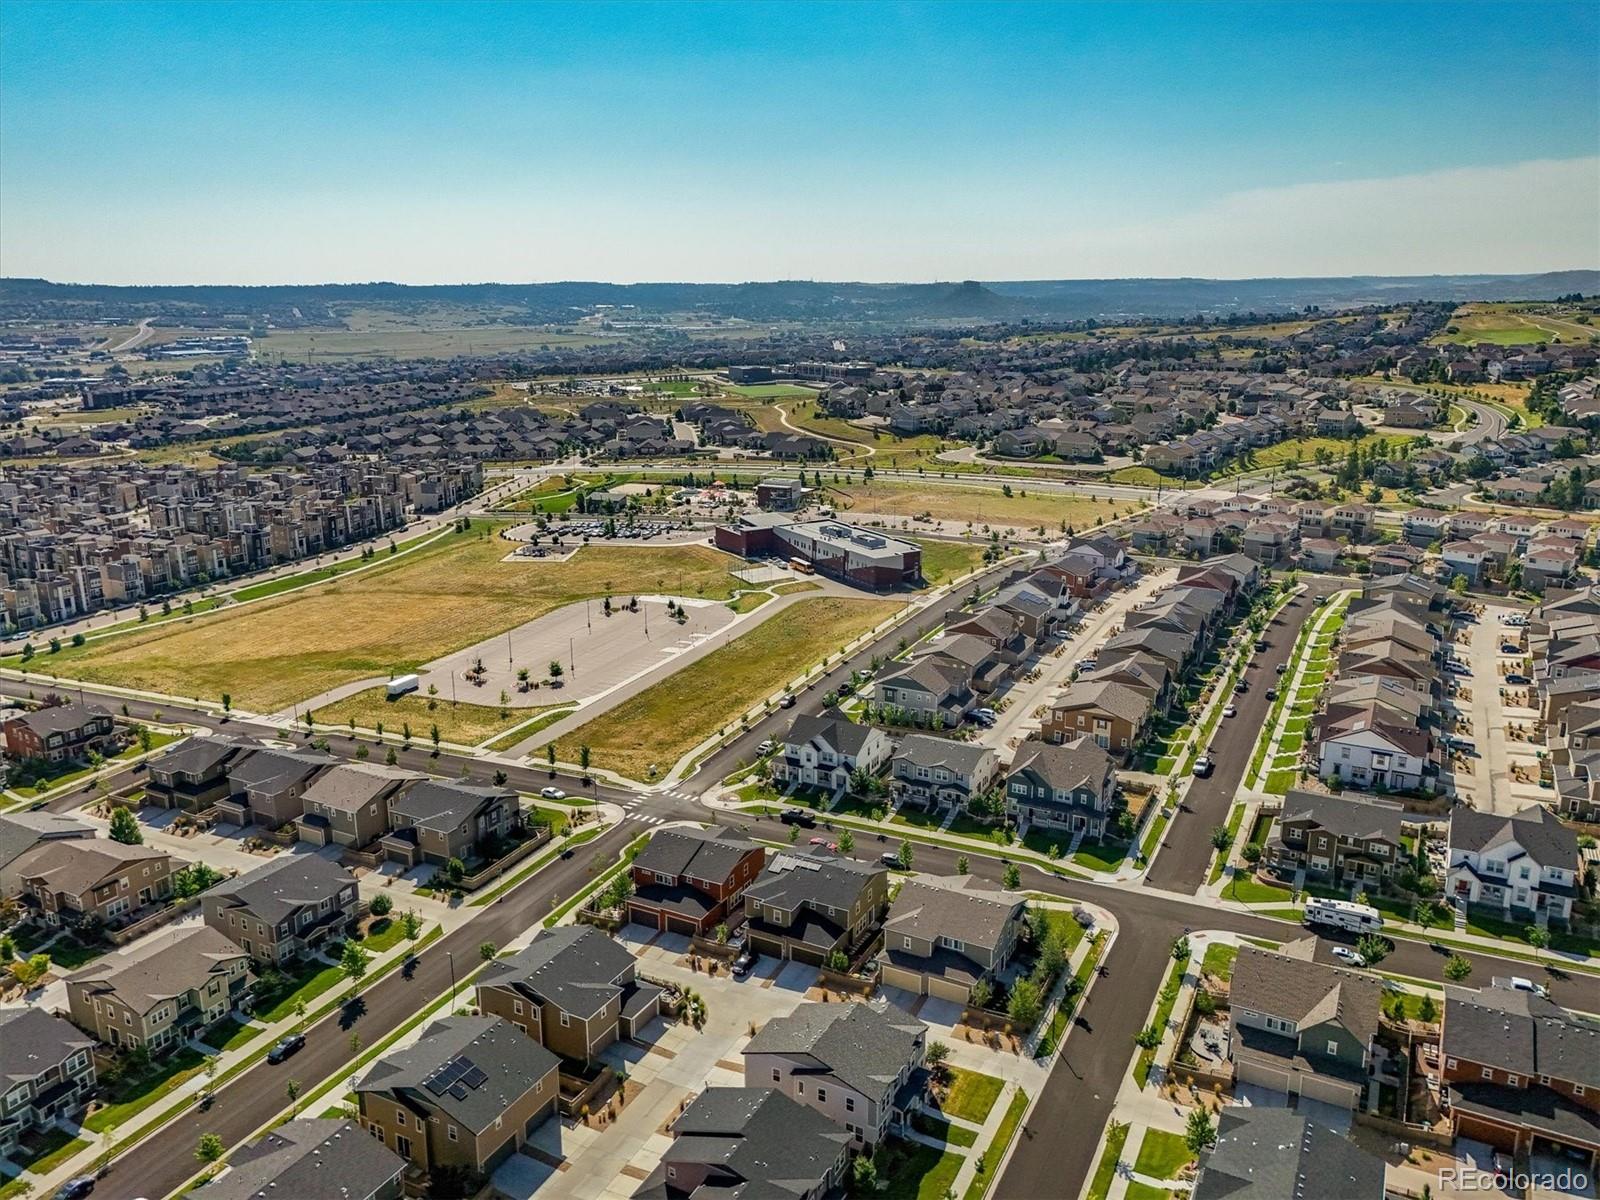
[40, 526, 744, 713]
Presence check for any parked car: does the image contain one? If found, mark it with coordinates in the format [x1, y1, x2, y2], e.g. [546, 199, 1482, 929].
[880, 851, 902, 867]
[1499, 643, 1521, 655]
[55, 1180, 95, 1200]
[1330, 946, 1361, 964]
[757, 739, 776, 755]
[1235, 679, 1249, 693]
[972, 707, 998, 722]
[539, 786, 566, 800]
[1223, 704, 1238, 718]
[780, 808, 816, 827]
[1504, 673, 1531, 686]
[1254, 639, 1269, 651]
[732, 948, 756, 977]
[1265, 688, 1278, 700]
[1274, 662, 1288, 675]
[778, 694, 796, 708]
[267, 1033, 306, 1064]
[1191, 756, 1214, 778]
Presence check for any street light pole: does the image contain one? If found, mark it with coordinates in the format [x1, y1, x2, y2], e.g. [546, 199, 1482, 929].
[446, 951, 457, 1006]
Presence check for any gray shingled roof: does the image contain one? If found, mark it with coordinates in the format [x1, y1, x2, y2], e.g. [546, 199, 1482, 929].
[638, 1088, 849, 1199]
[1231, 945, 1381, 1049]
[743, 999, 922, 1101]
[1443, 984, 1600, 1089]
[632, 825, 758, 884]
[69, 925, 247, 1015]
[881, 875, 1020, 955]
[11, 701, 111, 738]
[358, 1015, 557, 1134]
[0, 1007, 94, 1088]
[0, 810, 93, 872]
[207, 852, 355, 925]
[1008, 737, 1113, 795]
[1279, 790, 1405, 844]
[227, 747, 335, 793]
[1448, 804, 1580, 869]
[1051, 679, 1152, 725]
[476, 926, 635, 1020]
[152, 734, 260, 778]
[744, 850, 885, 915]
[892, 734, 995, 778]
[387, 778, 512, 833]
[783, 710, 879, 759]
[202, 1119, 405, 1200]
[301, 762, 422, 812]
[1193, 1108, 1385, 1200]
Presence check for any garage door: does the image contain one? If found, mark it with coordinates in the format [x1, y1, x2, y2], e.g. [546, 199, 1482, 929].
[1295, 1070, 1358, 1109]
[880, 965, 927, 996]
[667, 914, 698, 937]
[789, 944, 825, 968]
[1235, 1057, 1293, 1096]
[627, 903, 663, 931]
[927, 975, 970, 1005]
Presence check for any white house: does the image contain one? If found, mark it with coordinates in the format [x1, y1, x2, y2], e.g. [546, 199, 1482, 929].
[1315, 709, 1432, 793]
[1446, 805, 1581, 923]
[770, 711, 894, 793]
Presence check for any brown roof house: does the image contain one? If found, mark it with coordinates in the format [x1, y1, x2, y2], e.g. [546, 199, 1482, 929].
[146, 734, 260, 812]
[625, 825, 765, 937]
[2, 701, 116, 765]
[475, 926, 664, 1065]
[355, 1015, 559, 1182]
[215, 747, 335, 830]
[1041, 680, 1152, 761]
[380, 779, 517, 869]
[202, 852, 360, 965]
[296, 762, 423, 850]
[876, 874, 1026, 1004]
[15, 837, 173, 930]
[66, 924, 250, 1052]
[743, 849, 890, 967]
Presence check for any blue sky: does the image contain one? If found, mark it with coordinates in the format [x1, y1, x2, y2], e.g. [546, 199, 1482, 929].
[2, 0, 1596, 283]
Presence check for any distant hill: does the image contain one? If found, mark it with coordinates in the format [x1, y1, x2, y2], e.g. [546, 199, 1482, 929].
[2, 271, 1593, 325]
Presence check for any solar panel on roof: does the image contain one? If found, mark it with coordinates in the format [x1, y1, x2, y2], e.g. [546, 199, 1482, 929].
[448, 1083, 469, 1101]
[461, 1065, 488, 1090]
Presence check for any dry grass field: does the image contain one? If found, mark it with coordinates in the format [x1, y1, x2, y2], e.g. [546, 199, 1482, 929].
[550, 595, 903, 781]
[313, 687, 567, 746]
[41, 527, 744, 712]
[830, 479, 1141, 529]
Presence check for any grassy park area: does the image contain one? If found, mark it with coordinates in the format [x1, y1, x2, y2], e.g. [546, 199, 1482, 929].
[550, 596, 902, 780]
[826, 478, 1142, 531]
[31, 525, 743, 712]
[314, 687, 572, 746]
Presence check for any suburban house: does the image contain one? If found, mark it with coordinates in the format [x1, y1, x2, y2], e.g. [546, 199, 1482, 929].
[356, 1015, 560, 1179]
[15, 836, 173, 928]
[876, 874, 1026, 1003]
[65, 924, 251, 1051]
[204, 1119, 407, 1200]
[889, 735, 999, 810]
[874, 654, 977, 727]
[1229, 942, 1380, 1110]
[2, 702, 116, 765]
[1262, 790, 1407, 887]
[743, 849, 890, 966]
[380, 779, 516, 868]
[0, 809, 94, 899]
[742, 999, 927, 1146]
[1005, 737, 1117, 839]
[1313, 701, 1435, 792]
[1042, 680, 1152, 759]
[475, 926, 663, 1064]
[1192, 1108, 1386, 1200]
[296, 762, 423, 849]
[769, 711, 894, 794]
[201, 852, 361, 965]
[624, 825, 765, 936]
[215, 747, 335, 830]
[631, 1087, 851, 1200]
[1445, 804, 1582, 924]
[145, 735, 261, 811]
[0, 1008, 97, 1161]
[1438, 984, 1600, 1168]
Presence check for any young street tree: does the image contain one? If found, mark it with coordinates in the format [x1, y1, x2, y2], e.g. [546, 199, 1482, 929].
[108, 805, 143, 845]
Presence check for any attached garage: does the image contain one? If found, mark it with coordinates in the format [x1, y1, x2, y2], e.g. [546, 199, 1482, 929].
[627, 902, 666, 932]
[1235, 1055, 1294, 1096]
[880, 963, 927, 996]
[927, 974, 971, 1005]
[1296, 1069, 1359, 1109]
[666, 912, 699, 937]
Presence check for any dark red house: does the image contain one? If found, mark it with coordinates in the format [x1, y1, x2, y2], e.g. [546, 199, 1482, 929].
[627, 826, 765, 936]
[3, 702, 116, 765]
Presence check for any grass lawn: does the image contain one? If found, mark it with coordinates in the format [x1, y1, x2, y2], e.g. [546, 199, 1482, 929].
[1087, 1123, 1132, 1200]
[910, 1112, 979, 1148]
[1224, 874, 1295, 905]
[872, 1138, 966, 1200]
[963, 1088, 1028, 1200]
[1264, 769, 1298, 794]
[724, 382, 818, 398]
[1125, 1183, 1173, 1200]
[314, 688, 568, 746]
[1133, 1128, 1193, 1180]
[1072, 839, 1130, 872]
[914, 538, 991, 584]
[550, 596, 902, 780]
[1208, 804, 1246, 884]
[39, 525, 745, 712]
[199, 1014, 262, 1053]
[939, 1066, 1005, 1124]
[892, 806, 996, 839]
[728, 591, 772, 614]
[359, 916, 409, 952]
[485, 706, 577, 751]
[254, 959, 348, 1023]
[44, 933, 106, 969]
[1134, 959, 1186, 1086]
[84, 1046, 207, 1133]
[1200, 942, 1239, 983]
[12, 1128, 90, 1175]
